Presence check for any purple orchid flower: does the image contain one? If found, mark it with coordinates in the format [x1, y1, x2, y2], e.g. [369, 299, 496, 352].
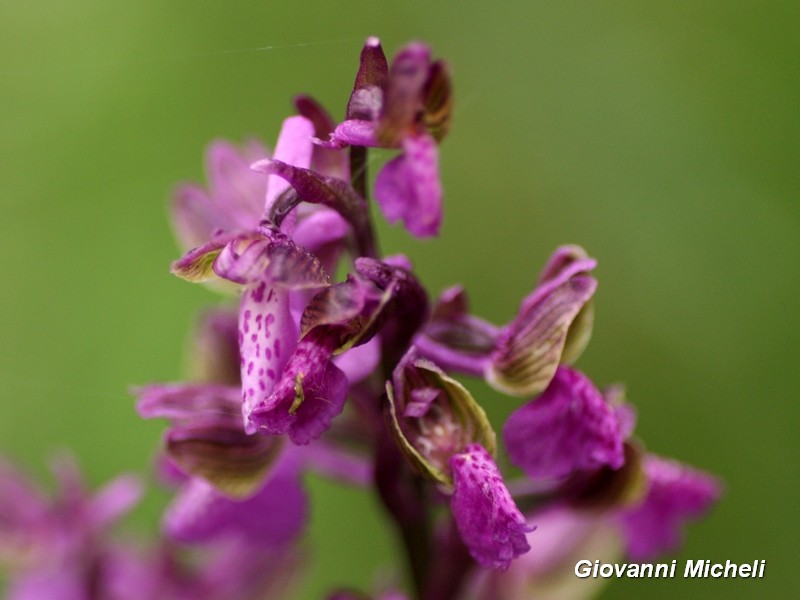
[618, 454, 721, 561]
[138, 305, 376, 485]
[0, 457, 142, 600]
[136, 376, 381, 556]
[170, 116, 358, 441]
[318, 38, 452, 237]
[136, 367, 358, 555]
[163, 449, 307, 549]
[171, 115, 350, 278]
[386, 348, 532, 571]
[449, 444, 534, 571]
[171, 139, 268, 251]
[242, 255, 427, 444]
[416, 245, 597, 398]
[460, 506, 621, 600]
[462, 453, 719, 599]
[503, 366, 627, 481]
[134, 304, 379, 560]
[200, 539, 306, 600]
[136, 382, 287, 496]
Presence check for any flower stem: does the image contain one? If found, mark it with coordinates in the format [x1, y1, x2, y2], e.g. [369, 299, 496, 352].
[374, 428, 432, 598]
[349, 146, 380, 258]
[420, 519, 472, 600]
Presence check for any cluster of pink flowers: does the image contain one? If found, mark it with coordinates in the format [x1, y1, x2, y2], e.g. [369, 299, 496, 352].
[0, 38, 720, 600]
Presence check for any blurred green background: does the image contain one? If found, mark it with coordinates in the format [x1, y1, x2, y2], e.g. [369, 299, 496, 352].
[1, 1, 798, 598]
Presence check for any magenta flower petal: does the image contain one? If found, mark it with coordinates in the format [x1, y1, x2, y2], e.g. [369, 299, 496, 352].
[291, 207, 349, 262]
[353, 257, 430, 363]
[386, 348, 496, 486]
[250, 333, 348, 445]
[49, 455, 142, 539]
[135, 383, 240, 421]
[466, 507, 621, 600]
[6, 569, 87, 600]
[503, 366, 625, 480]
[172, 183, 218, 251]
[205, 140, 268, 228]
[324, 119, 379, 148]
[263, 115, 315, 216]
[512, 507, 617, 581]
[171, 232, 238, 283]
[0, 456, 143, 599]
[288, 207, 350, 315]
[294, 94, 349, 180]
[297, 439, 372, 487]
[164, 451, 307, 549]
[170, 116, 315, 261]
[488, 250, 597, 396]
[0, 460, 56, 565]
[285, 360, 348, 445]
[618, 454, 721, 561]
[537, 244, 594, 285]
[245, 259, 429, 444]
[171, 140, 267, 250]
[377, 42, 432, 145]
[374, 134, 442, 237]
[238, 281, 297, 432]
[449, 444, 532, 570]
[87, 475, 143, 530]
[212, 230, 328, 289]
[135, 383, 285, 497]
[417, 246, 596, 393]
[332, 335, 381, 384]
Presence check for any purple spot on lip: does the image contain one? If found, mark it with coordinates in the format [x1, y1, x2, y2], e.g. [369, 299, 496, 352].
[252, 282, 267, 303]
[251, 333, 257, 342]
[274, 340, 281, 358]
[247, 362, 254, 375]
[267, 369, 276, 380]
[265, 348, 272, 360]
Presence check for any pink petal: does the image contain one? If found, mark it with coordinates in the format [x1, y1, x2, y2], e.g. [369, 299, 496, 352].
[238, 283, 297, 432]
[503, 367, 625, 481]
[618, 454, 721, 561]
[450, 444, 533, 570]
[321, 119, 379, 148]
[264, 116, 315, 216]
[164, 452, 307, 548]
[374, 134, 442, 237]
